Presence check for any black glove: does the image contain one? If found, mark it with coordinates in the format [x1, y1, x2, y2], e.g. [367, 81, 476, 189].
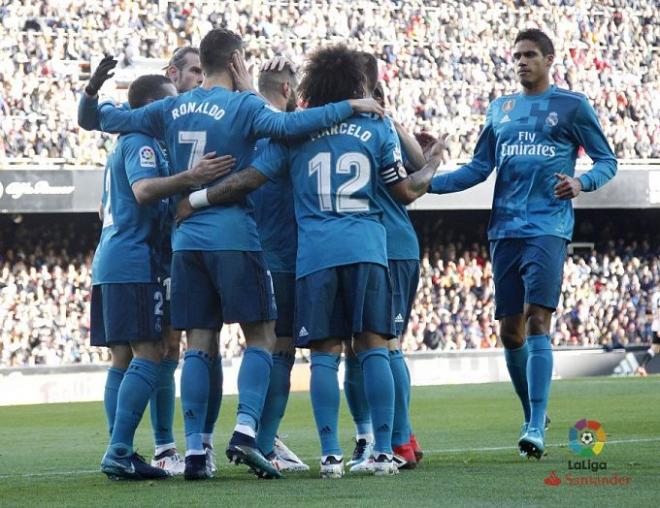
[85, 55, 118, 96]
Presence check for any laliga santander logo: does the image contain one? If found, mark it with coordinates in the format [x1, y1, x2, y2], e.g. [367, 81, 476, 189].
[569, 419, 606, 456]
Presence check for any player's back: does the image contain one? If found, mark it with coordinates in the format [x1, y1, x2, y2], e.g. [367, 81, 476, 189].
[159, 87, 269, 252]
[92, 133, 166, 284]
[286, 114, 396, 278]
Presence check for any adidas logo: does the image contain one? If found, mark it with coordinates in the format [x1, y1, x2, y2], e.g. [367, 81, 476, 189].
[501, 114, 511, 123]
[394, 313, 404, 323]
[298, 326, 309, 337]
[320, 425, 333, 435]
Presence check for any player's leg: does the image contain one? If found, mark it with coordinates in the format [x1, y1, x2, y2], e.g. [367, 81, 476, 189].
[214, 251, 279, 478]
[518, 236, 567, 459]
[491, 239, 531, 438]
[170, 250, 222, 480]
[101, 283, 168, 480]
[91, 285, 132, 438]
[149, 273, 184, 474]
[388, 259, 419, 469]
[256, 272, 307, 471]
[106, 345, 132, 437]
[202, 333, 222, 475]
[343, 341, 374, 469]
[346, 263, 398, 476]
[296, 267, 346, 478]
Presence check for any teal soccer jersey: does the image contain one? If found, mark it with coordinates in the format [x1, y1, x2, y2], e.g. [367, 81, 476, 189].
[378, 136, 420, 261]
[92, 133, 169, 284]
[96, 89, 355, 253]
[250, 138, 297, 274]
[430, 85, 617, 240]
[252, 114, 407, 279]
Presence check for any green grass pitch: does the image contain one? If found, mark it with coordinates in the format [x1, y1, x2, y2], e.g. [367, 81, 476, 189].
[1, 376, 659, 507]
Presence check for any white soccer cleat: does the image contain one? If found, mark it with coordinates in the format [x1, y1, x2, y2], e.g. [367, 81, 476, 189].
[272, 437, 310, 472]
[349, 454, 375, 474]
[204, 444, 217, 476]
[347, 438, 374, 469]
[151, 448, 185, 476]
[319, 455, 344, 479]
[373, 453, 399, 476]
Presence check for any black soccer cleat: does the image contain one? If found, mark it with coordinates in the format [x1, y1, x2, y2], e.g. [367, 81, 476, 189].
[226, 431, 282, 479]
[184, 453, 211, 481]
[101, 451, 169, 481]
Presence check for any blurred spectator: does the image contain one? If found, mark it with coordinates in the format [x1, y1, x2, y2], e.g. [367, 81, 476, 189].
[1, 214, 657, 366]
[0, 0, 658, 164]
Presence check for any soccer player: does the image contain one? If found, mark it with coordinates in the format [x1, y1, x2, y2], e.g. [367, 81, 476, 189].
[636, 289, 660, 376]
[344, 53, 426, 472]
[249, 57, 309, 472]
[80, 48, 212, 475]
[91, 74, 234, 480]
[83, 28, 385, 480]
[176, 45, 440, 477]
[428, 29, 617, 458]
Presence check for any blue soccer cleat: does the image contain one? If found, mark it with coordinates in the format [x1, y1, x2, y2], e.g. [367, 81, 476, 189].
[518, 427, 545, 460]
[226, 431, 282, 479]
[101, 446, 168, 481]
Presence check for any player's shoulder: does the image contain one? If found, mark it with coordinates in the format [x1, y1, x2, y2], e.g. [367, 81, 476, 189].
[121, 131, 157, 148]
[551, 86, 586, 101]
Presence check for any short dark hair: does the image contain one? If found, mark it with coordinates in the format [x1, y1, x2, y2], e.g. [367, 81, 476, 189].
[258, 63, 297, 96]
[167, 46, 199, 71]
[128, 74, 174, 108]
[298, 45, 366, 108]
[514, 29, 555, 56]
[357, 51, 379, 94]
[199, 28, 243, 75]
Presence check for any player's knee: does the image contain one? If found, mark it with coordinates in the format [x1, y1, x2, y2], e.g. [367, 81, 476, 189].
[273, 335, 295, 355]
[164, 328, 182, 360]
[131, 340, 164, 363]
[186, 328, 217, 353]
[310, 338, 342, 354]
[525, 309, 552, 336]
[110, 345, 132, 369]
[241, 320, 276, 351]
[353, 332, 389, 353]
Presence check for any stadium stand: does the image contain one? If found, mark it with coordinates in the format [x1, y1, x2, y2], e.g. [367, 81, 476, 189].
[0, 0, 657, 164]
[1, 212, 657, 366]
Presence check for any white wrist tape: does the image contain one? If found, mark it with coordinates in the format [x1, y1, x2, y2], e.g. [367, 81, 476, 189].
[189, 189, 210, 209]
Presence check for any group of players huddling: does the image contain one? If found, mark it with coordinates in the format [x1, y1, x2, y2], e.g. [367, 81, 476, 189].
[78, 26, 616, 481]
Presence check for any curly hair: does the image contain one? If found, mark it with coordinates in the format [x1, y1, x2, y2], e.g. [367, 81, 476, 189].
[298, 45, 366, 108]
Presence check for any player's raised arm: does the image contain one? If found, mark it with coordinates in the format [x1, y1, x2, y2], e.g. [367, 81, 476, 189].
[570, 97, 618, 193]
[97, 98, 169, 140]
[392, 119, 426, 173]
[78, 55, 117, 131]
[428, 107, 497, 194]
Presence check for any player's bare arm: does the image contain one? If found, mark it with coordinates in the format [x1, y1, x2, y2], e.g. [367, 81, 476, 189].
[133, 152, 235, 204]
[392, 119, 426, 172]
[389, 156, 442, 205]
[175, 167, 268, 223]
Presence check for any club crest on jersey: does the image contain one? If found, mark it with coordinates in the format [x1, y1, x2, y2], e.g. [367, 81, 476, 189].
[139, 146, 156, 167]
[502, 99, 515, 113]
[545, 111, 559, 127]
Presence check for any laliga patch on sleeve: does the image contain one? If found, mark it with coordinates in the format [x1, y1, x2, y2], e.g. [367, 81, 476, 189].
[139, 146, 156, 167]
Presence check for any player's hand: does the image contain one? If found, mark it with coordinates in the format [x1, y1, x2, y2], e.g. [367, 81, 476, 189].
[414, 132, 438, 152]
[175, 196, 195, 225]
[427, 133, 449, 160]
[260, 56, 297, 73]
[348, 98, 385, 118]
[554, 173, 582, 200]
[230, 51, 256, 93]
[187, 152, 236, 186]
[86, 55, 117, 96]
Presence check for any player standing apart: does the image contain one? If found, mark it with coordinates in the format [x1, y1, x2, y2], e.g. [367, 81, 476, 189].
[429, 29, 617, 458]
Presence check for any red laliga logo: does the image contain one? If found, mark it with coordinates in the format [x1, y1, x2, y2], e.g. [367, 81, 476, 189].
[544, 471, 561, 487]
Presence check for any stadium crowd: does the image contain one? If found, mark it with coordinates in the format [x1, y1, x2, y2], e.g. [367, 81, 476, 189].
[0, 0, 658, 164]
[1, 216, 657, 367]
